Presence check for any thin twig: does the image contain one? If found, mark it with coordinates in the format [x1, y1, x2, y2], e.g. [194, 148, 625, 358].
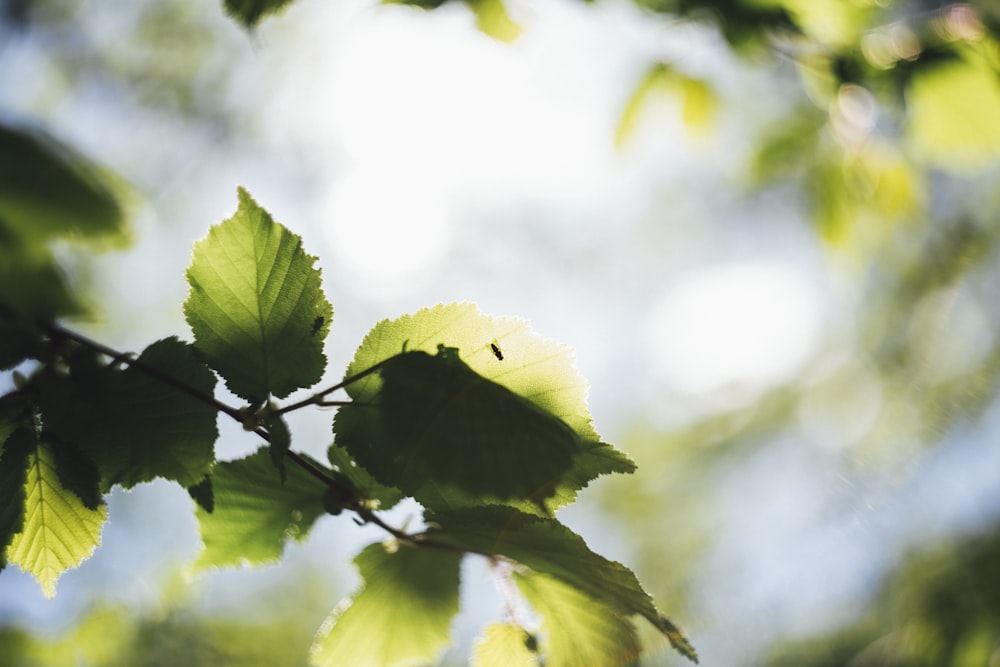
[273, 356, 394, 415]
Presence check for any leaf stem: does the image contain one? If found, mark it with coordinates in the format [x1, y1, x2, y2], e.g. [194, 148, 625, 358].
[273, 356, 395, 415]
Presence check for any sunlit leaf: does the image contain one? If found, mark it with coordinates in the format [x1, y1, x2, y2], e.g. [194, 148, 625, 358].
[514, 571, 640, 667]
[37, 338, 218, 490]
[335, 303, 631, 511]
[427, 506, 697, 662]
[309, 542, 462, 667]
[906, 51, 1000, 168]
[194, 447, 327, 570]
[185, 187, 332, 401]
[223, 0, 295, 29]
[472, 623, 539, 667]
[6, 438, 107, 598]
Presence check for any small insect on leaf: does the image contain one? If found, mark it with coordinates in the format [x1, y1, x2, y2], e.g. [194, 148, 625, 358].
[312, 316, 324, 335]
[490, 340, 503, 361]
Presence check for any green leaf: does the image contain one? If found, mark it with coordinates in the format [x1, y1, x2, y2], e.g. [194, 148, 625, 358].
[187, 476, 214, 513]
[339, 345, 580, 505]
[36, 337, 218, 490]
[223, 0, 295, 29]
[0, 429, 33, 569]
[0, 238, 81, 320]
[468, 0, 522, 43]
[48, 436, 103, 511]
[426, 506, 697, 663]
[472, 624, 539, 667]
[906, 50, 1000, 168]
[194, 447, 327, 570]
[335, 303, 631, 511]
[266, 412, 291, 483]
[616, 63, 715, 149]
[309, 542, 462, 667]
[185, 187, 332, 401]
[327, 444, 403, 511]
[514, 571, 640, 667]
[0, 123, 125, 244]
[6, 437, 107, 598]
[0, 317, 42, 370]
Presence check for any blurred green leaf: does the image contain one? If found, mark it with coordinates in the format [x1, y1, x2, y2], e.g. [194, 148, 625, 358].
[185, 187, 332, 401]
[617, 63, 716, 149]
[472, 623, 539, 667]
[468, 0, 522, 43]
[194, 447, 327, 570]
[906, 49, 1000, 168]
[515, 570, 640, 667]
[223, 0, 295, 29]
[0, 237, 81, 321]
[37, 337, 218, 489]
[5, 436, 107, 598]
[0, 124, 125, 244]
[309, 542, 462, 667]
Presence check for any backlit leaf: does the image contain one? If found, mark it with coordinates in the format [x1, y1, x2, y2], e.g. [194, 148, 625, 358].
[339, 345, 580, 505]
[185, 187, 332, 401]
[472, 624, 539, 667]
[36, 338, 218, 490]
[6, 437, 107, 598]
[309, 542, 462, 667]
[514, 571, 640, 667]
[194, 447, 327, 570]
[426, 506, 697, 662]
[335, 303, 631, 511]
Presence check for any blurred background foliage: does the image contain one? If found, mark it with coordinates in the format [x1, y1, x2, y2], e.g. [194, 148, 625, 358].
[3, 0, 1000, 664]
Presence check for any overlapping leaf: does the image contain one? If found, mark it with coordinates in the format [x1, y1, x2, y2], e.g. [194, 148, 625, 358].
[472, 624, 539, 667]
[5, 438, 107, 597]
[185, 187, 332, 401]
[426, 505, 698, 663]
[194, 447, 327, 570]
[309, 542, 462, 667]
[515, 571, 640, 667]
[339, 346, 580, 505]
[327, 444, 403, 511]
[36, 338, 218, 490]
[0, 429, 32, 569]
[334, 303, 633, 512]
